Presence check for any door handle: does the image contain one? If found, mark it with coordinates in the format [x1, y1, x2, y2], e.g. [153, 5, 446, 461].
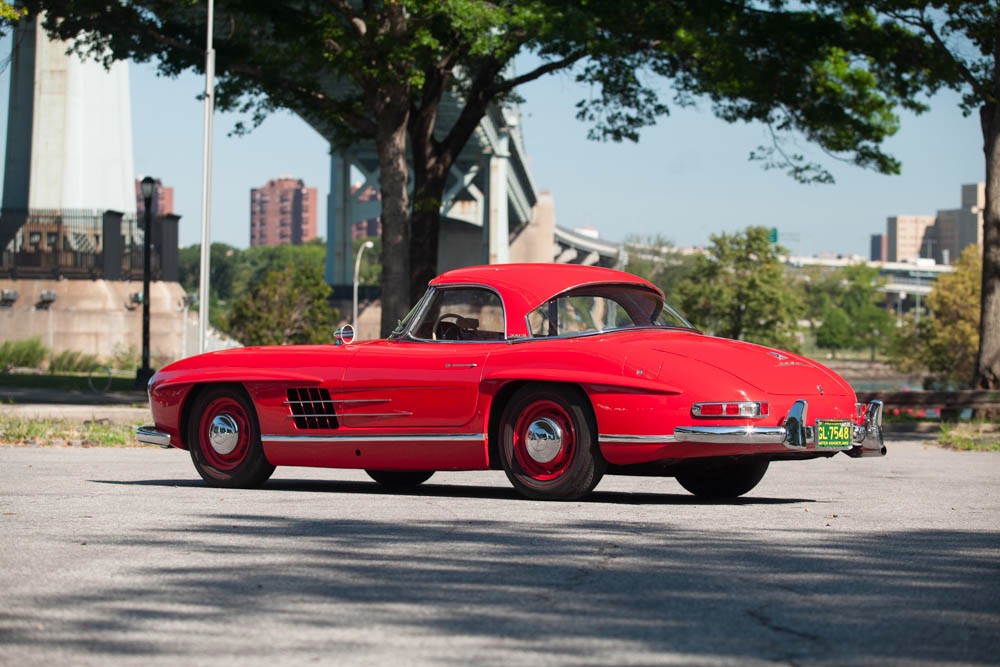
[445, 363, 478, 369]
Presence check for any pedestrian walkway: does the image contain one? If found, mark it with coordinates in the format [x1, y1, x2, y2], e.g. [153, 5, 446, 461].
[1, 386, 150, 425]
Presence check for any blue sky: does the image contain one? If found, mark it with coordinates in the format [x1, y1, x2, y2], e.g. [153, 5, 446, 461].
[0, 33, 984, 258]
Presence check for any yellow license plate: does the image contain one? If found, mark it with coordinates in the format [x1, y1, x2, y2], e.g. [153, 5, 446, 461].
[816, 420, 853, 449]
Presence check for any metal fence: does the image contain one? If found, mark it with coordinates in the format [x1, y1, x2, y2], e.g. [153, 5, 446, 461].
[0, 208, 170, 281]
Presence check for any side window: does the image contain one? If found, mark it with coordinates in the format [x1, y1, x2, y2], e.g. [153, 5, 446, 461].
[529, 295, 629, 336]
[412, 288, 505, 341]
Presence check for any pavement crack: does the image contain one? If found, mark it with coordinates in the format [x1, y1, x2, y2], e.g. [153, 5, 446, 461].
[746, 605, 824, 643]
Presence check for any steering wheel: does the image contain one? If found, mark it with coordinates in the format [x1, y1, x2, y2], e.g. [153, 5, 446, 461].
[434, 312, 464, 341]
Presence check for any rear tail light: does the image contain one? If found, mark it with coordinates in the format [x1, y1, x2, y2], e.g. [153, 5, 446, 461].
[692, 401, 769, 418]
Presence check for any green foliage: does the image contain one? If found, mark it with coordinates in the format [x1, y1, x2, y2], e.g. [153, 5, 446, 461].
[892, 245, 982, 388]
[228, 261, 339, 346]
[110, 345, 139, 372]
[803, 263, 892, 358]
[0, 1, 26, 32]
[815, 305, 853, 355]
[178, 242, 331, 335]
[0, 338, 48, 369]
[938, 422, 1000, 452]
[675, 227, 803, 350]
[47, 349, 103, 374]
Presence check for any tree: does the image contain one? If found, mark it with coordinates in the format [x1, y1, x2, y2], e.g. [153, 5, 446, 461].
[26, 0, 947, 337]
[838, 264, 894, 359]
[893, 244, 982, 388]
[228, 261, 339, 347]
[816, 305, 853, 356]
[179, 241, 330, 332]
[676, 227, 803, 350]
[822, 2, 999, 389]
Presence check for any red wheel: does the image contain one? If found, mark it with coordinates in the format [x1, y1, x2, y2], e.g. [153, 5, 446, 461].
[511, 400, 577, 481]
[187, 386, 274, 488]
[499, 385, 605, 500]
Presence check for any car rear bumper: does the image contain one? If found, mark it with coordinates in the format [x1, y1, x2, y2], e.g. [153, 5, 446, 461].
[136, 425, 172, 448]
[672, 399, 885, 456]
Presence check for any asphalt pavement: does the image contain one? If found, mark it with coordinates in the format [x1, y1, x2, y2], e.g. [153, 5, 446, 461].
[0, 437, 997, 666]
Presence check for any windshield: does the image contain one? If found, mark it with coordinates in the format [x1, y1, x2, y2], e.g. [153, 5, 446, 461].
[526, 285, 693, 337]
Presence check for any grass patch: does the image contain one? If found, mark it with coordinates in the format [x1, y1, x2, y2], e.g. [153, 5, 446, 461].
[938, 422, 1000, 451]
[0, 416, 143, 447]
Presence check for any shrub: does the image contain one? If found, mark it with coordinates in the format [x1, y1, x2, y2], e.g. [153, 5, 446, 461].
[48, 349, 103, 374]
[0, 338, 48, 370]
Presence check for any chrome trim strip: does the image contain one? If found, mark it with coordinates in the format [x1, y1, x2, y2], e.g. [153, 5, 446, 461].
[136, 426, 172, 448]
[262, 433, 485, 444]
[288, 411, 413, 419]
[283, 398, 389, 407]
[600, 434, 675, 444]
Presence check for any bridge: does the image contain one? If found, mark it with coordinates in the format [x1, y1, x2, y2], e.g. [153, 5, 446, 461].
[307, 97, 622, 287]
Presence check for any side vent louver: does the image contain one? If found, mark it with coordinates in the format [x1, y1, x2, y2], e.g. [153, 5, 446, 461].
[286, 388, 339, 429]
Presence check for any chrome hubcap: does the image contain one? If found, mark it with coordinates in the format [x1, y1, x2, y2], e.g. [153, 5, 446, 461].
[525, 417, 564, 463]
[208, 414, 240, 455]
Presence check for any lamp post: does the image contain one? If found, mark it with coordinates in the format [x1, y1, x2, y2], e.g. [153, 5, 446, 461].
[136, 176, 157, 388]
[353, 240, 375, 333]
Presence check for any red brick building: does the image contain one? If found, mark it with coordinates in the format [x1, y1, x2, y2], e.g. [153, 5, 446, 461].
[134, 178, 175, 218]
[250, 177, 318, 247]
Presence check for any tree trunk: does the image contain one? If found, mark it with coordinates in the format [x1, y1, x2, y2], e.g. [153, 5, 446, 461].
[409, 119, 447, 307]
[409, 185, 444, 307]
[975, 97, 1000, 391]
[373, 107, 411, 338]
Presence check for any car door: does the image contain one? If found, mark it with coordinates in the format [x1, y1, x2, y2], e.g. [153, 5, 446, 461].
[339, 341, 494, 428]
[339, 286, 506, 429]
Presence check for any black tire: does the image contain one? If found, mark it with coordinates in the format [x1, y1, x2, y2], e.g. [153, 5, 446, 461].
[499, 384, 605, 500]
[365, 470, 435, 489]
[675, 459, 769, 498]
[187, 385, 275, 488]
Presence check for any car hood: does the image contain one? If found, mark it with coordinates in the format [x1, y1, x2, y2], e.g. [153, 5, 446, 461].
[620, 329, 853, 397]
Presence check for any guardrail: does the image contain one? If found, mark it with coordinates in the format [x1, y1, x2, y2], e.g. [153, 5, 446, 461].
[856, 390, 1000, 420]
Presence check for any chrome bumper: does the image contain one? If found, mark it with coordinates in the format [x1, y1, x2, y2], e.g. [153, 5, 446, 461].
[674, 400, 886, 457]
[136, 425, 172, 448]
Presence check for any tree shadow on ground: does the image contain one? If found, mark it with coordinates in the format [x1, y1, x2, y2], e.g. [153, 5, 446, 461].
[3, 503, 997, 665]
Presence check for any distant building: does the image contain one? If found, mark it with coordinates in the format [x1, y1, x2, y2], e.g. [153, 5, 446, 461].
[886, 214, 936, 262]
[954, 182, 984, 259]
[870, 234, 887, 262]
[885, 183, 983, 265]
[134, 178, 174, 219]
[250, 177, 318, 247]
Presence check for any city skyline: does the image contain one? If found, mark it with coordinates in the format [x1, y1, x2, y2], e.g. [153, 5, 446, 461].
[0, 33, 985, 259]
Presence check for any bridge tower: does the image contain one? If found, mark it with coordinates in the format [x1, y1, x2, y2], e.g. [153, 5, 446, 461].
[1, 13, 136, 248]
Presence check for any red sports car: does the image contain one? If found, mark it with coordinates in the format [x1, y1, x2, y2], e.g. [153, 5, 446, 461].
[138, 263, 884, 500]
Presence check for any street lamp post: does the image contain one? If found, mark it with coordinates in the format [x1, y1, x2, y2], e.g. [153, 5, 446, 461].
[136, 176, 157, 388]
[353, 240, 375, 333]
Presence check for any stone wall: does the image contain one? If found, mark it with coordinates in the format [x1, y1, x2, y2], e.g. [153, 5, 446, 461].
[0, 278, 187, 366]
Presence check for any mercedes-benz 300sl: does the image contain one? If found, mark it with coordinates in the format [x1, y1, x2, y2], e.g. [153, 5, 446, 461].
[138, 263, 884, 500]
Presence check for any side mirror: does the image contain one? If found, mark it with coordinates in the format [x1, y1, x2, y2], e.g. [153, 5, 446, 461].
[334, 324, 356, 346]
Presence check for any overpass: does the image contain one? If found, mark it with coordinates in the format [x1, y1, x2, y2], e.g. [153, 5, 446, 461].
[785, 255, 954, 298]
[308, 96, 621, 286]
